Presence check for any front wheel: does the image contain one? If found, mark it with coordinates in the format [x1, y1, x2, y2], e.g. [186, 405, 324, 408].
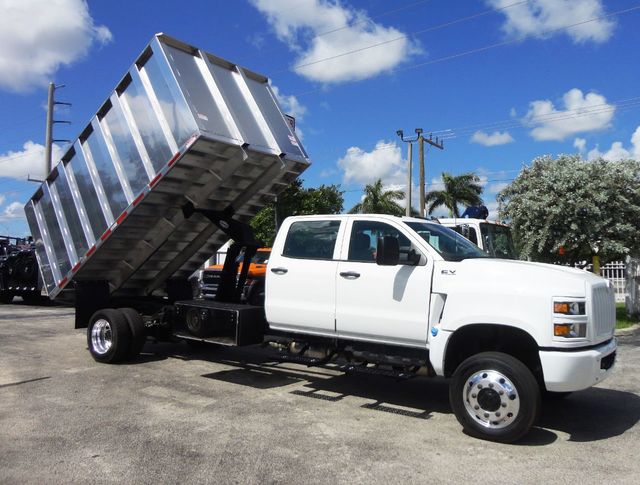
[449, 352, 540, 443]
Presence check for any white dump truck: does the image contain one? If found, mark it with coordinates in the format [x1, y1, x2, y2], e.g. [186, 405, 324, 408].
[26, 34, 617, 443]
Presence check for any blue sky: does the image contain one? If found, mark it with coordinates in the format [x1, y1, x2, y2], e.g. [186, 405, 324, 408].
[1, 0, 639, 235]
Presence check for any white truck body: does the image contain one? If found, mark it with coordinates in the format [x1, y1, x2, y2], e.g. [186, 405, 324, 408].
[267, 214, 616, 394]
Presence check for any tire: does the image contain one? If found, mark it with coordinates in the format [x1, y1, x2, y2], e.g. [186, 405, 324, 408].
[119, 308, 146, 359]
[87, 309, 132, 364]
[247, 281, 265, 306]
[0, 291, 14, 304]
[22, 292, 43, 305]
[449, 351, 540, 443]
[542, 390, 573, 401]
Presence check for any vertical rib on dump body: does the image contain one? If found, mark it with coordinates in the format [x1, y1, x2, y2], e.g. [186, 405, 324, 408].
[25, 33, 309, 300]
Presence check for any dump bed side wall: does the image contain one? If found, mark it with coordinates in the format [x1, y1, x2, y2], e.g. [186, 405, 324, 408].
[26, 34, 309, 299]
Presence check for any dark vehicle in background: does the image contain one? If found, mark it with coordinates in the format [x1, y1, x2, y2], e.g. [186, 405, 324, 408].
[0, 236, 42, 303]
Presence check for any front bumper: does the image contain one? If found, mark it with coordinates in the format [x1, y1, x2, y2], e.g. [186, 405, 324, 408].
[540, 338, 617, 392]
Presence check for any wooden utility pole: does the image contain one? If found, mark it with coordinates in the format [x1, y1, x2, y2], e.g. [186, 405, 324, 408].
[418, 133, 444, 217]
[406, 142, 412, 216]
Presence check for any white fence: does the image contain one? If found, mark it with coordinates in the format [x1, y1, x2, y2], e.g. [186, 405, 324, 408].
[602, 261, 626, 303]
[591, 261, 626, 303]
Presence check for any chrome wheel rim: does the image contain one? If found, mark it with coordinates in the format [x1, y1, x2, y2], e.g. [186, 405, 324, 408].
[463, 369, 520, 429]
[91, 319, 112, 355]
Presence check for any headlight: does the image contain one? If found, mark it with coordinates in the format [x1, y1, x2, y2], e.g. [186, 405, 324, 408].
[554, 301, 585, 315]
[553, 299, 587, 339]
[554, 322, 587, 338]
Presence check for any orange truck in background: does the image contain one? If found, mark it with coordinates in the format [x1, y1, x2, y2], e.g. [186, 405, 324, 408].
[201, 248, 271, 305]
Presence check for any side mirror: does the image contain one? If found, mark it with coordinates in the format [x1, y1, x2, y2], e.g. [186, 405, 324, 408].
[376, 236, 399, 266]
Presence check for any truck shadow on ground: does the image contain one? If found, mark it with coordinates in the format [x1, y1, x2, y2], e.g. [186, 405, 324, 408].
[144, 340, 640, 446]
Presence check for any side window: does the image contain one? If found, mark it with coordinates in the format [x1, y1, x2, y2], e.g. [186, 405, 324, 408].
[348, 220, 423, 264]
[283, 220, 341, 260]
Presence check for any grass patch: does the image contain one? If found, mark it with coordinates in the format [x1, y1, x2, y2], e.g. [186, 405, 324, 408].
[616, 303, 639, 330]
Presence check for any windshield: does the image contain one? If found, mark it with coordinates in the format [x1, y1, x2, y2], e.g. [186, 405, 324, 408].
[404, 222, 488, 261]
[480, 223, 517, 259]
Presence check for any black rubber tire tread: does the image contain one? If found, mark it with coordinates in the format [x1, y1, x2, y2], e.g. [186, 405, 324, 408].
[449, 351, 540, 443]
[0, 291, 14, 304]
[22, 292, 43, 305]
[87, 308, 132, 364]
[542, 390, 573, 401]
[119, 307, 146, 359]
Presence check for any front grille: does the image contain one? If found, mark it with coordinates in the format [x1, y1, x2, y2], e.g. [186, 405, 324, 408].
[202, 271, 221, 285]
[590, 283, 616, 338]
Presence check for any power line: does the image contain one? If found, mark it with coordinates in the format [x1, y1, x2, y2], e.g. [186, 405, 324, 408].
[313, 0, 436, 39]
[285, 0, 531, 74]
[292, 3, 640, 97]
[439, 98, 640, 141]
[243, 0, 436, 62]
[334, 94, 640, 157]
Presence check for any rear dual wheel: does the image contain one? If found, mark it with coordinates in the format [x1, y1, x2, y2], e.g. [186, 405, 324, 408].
[87, 308, 146, 364]
[449, 352, 540, 443]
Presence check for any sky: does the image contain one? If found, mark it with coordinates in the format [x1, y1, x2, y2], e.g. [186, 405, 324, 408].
[1, 0, 639, 236]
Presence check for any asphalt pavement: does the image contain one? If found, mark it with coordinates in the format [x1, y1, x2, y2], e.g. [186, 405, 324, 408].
[1, 301, 639, 484]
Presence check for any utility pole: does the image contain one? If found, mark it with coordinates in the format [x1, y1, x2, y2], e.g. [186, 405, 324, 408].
[43, 82, 71, 178]
[397, 129, 420, 216]
[418, 132, 444, 217]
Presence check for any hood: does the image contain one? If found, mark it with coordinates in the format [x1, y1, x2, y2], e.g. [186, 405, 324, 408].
[434, 258, 604, 298]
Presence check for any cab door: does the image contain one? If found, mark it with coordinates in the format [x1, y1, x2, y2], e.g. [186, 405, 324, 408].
[266, 217, 344, 336]
[335, 218, 432, 348]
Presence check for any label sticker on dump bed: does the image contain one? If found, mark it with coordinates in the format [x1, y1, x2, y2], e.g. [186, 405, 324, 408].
[288, 134, 299, 147]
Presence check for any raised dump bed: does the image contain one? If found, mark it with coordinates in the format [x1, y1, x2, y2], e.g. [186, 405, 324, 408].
[25, 33, 309, 300]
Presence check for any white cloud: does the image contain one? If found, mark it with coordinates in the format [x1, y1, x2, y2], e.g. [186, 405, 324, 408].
[0, 141, 64, 180]
[250, 0, 421, 83]
[586, 126, 640, 161]
[471, 130, 514, 146]
[574, 137, 587, 152]
[271, 84, 307, 122]
[486, 0, 615, 44]
[338, 140, 405, 186]
[0, 0, 112, 92]
[0, 202, 25, 221]
[525, 88, 614, 141]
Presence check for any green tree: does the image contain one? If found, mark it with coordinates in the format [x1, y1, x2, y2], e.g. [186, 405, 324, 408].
[425, 172, 483, 217]
[250, 178, 343, 245]
[348, 178, 405, 216]
[497, 155, 640, 264]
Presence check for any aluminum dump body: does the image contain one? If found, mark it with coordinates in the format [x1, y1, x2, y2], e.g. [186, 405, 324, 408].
[25, 34, 309, 300]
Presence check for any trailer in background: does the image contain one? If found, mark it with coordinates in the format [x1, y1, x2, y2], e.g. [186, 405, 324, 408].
[0, 236, 42, 303]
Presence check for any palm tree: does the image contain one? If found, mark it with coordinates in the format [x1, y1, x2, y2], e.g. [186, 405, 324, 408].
[425, 172, 483, 217]
[349, 179, 405, 216]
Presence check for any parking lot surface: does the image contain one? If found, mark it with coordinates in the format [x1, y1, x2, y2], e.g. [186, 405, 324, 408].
[1, 302, 639, 484]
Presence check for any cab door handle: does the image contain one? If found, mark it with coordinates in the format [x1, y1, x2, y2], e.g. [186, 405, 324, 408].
[270, 267, 288, 275]
[340, 271, 360, 279]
